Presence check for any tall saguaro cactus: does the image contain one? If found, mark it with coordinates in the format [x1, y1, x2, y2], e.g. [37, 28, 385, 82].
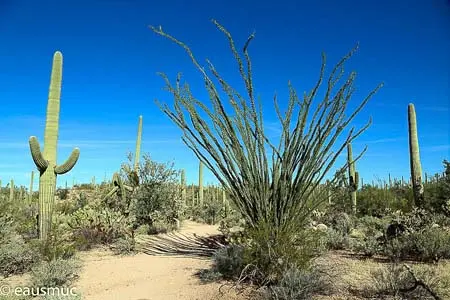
[181, 169, 186, 205]
[347, 142, 359, 214]
[29, 51, 80, 240]
[9, 179, 14, 202]
[408, 103, 424, 206]
[198, 161, 204, 205]
[134, 115, 143, 171]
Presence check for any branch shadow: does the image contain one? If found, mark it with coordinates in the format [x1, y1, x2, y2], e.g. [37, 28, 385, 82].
[138, 232, 228, 258]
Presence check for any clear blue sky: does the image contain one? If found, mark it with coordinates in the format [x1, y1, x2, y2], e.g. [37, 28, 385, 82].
[0, 0, 449, 189]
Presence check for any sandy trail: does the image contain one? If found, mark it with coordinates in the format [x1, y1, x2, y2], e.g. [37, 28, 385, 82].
[73, 221, 251, 300]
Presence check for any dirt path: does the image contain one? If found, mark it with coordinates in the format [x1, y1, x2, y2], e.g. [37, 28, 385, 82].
[73, 221, 251, 300]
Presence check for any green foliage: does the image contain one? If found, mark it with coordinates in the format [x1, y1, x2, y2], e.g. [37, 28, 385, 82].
[212, 245, 245, 279]
[0, 230, 38, 276]
[150, 20, 381, 285]
[369, 263, 450, 299]
[30, 213, 76, 262]
[122, 153, 184, 230]
[263, 264, 334, 300]
[30, 257, 81, 288]
[67, 206, 132, 250]
[110, 236, 136, 255]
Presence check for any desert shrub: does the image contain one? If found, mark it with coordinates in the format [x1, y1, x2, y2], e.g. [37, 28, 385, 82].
[29, 213, 76, 262]
[384, 227, 450, 263]
[57, 188, 70, 200]
[150, 19, 381, 286]
[134, 224, 151, 235]
[110, 236, 136, 255]
[408, 227, 450, 262]
[422, 160, 450, 214]
[243, 224, 327, 284]
[0, 233, 39, 276]
[357, 185, 413, 217]
[121, 154, 184, 231]
[67, 206, 132, 250]
[212, 244, 245, 279]
[369, 263, 450, 299]
[350, 216, 386, 257]
[325, 228, 350, 250]
[263, 264, 334, 300]
[320, 211, 354, 236]
[30, 257, 81, 288]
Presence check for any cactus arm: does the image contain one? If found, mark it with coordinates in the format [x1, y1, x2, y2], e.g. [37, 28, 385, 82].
[55, 148, 80, 174]
[29, 136, 49, 171]
[104, 185, 119, 200]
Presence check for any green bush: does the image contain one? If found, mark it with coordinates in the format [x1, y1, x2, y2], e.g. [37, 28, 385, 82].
[30, 257, 80, 288]
[0, 233, 39, 276]
[67, 206, 131, 250]
[263, 265, 333, 300]
[369, 263, 450, 299]
[325, 228, 350, 250]
[110, 236, 136, 255]
[212, 245, 245, 280]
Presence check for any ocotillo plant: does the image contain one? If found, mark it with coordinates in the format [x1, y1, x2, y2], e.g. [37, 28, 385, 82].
[408, 103, 424, 206]
[29, 51, 80, 240]
[198, 160, 204, 205]
[151, 20, 381, 238]
[347, 142, 359, 214]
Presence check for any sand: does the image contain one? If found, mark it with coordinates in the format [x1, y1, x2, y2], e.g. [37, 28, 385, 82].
[72, 221, 252, 300]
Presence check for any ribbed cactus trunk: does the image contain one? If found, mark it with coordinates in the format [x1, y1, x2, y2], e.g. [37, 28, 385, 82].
[347, 143, 359, 215]
[9, 179, 14, 202]
[408, 103, 424, 207]
[198, 161, 204, 206]
[29, 51, 80, 240]
[222, 188, 227, 218]
[181, 169, 186, 205]
[134, 115, 143, 172]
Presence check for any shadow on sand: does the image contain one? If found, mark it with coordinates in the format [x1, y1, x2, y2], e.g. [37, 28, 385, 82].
[138, 232, 228, 258]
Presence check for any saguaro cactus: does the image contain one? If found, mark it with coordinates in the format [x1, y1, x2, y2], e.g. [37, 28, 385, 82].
[29, 51, 80, 240]
[134, 115, 143, 171]
[198, 161, 204, 205]
[347, 142, 359, 214]
[9, 179, 14, 202]
[408, 103, 424, 206]
[181, 169, 186, 205]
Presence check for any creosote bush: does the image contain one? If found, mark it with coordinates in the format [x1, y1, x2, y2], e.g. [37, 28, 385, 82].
[150, 19, 382, 285]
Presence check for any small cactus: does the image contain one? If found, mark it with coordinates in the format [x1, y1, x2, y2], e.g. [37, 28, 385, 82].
[29, 51, 80, 240]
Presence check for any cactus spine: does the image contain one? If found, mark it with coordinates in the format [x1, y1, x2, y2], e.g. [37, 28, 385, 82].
[29, 51, 80, 240]
[198, 160, 204, 205]
[347, 143, 359, 214]
[407, 103, 424, 207]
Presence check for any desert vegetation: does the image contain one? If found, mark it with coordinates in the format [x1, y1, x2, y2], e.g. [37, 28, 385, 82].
[1, 20, 449, 300]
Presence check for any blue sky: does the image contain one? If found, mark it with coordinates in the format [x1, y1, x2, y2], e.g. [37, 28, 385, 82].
[0, 0, 449, 189]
